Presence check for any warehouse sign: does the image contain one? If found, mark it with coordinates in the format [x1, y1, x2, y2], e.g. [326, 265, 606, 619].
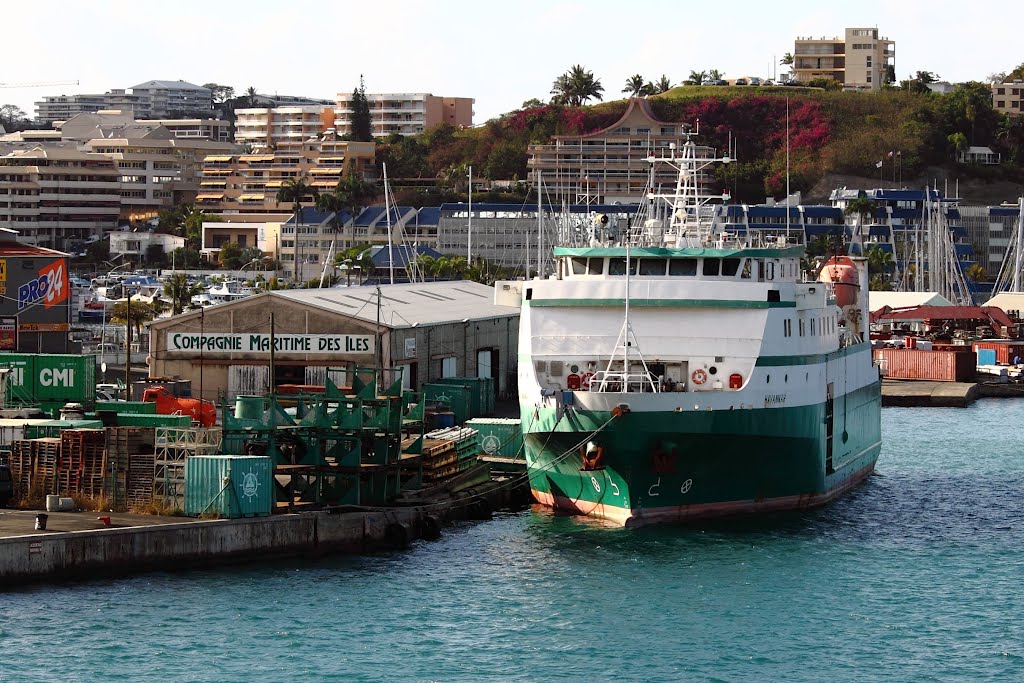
[168, 333, 374, 355]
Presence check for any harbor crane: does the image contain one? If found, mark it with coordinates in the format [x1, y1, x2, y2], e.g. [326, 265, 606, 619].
[0, 80, 79, 88]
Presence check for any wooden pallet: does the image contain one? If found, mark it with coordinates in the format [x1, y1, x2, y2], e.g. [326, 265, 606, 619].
[127, 454, 156, 507]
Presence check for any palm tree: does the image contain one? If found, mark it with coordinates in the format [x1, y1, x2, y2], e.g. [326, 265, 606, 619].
[179, 204, 207, 250]
[686, 70, 708, 86]
[654, 75, 673, 93]
[315, 190, 346, 287]
[708, 69, 724, 82]
[276, 177, 319, 284]
[623, 74, 647, 97]
[163, 274, 203, 315]
[110, 300, 158, 341]
[966, 263, 988, 282]
[551, 65, 604, 106]
[245, 86, 259, 107]
[780, 53, 794, 66]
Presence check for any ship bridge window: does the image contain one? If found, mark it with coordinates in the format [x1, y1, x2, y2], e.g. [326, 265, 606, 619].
[669, 258, 697, 276]
[741, 259, 752, 279]
[722, 258, 741, 277]
[639, 259, 666, 276]
[588, 258, 604, 274]
[703, 258, 720, 276]
[608, 258, 636, 275]
[571, 257, 587, 275]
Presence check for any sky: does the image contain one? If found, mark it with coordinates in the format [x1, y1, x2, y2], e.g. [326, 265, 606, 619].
[2, 0, 1022, 124]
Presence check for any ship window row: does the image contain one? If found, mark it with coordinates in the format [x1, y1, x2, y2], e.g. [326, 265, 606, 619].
[786, 315, 837, 337]
[567, 257, 751, 278]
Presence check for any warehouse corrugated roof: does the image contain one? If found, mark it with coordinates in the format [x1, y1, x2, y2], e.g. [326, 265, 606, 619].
[274, 280, 515, 328]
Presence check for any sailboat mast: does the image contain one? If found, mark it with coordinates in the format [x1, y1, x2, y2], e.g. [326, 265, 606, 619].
[535, 171, 541, 278]
[383, 162, 394, 285]
[1015, 196, 1023, 292]
[785, 97, 791, 241]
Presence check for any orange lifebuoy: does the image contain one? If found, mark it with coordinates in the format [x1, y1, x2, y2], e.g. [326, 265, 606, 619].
[691, 368, 708, 385]
[581, 372, 595, 390]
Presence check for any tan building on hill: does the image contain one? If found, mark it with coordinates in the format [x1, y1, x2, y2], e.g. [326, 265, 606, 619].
[234, 106, 337, 147]
[0, 145, 121, 248]
[793, 27, 895, 90]
[195, 139, 376, 215]
[333, 93, 474, 137]
[526, 98, 713, 204]
[992, 80, 1024, 116]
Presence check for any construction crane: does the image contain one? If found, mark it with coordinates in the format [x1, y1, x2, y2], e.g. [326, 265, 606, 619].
[0, 80, 79, 88]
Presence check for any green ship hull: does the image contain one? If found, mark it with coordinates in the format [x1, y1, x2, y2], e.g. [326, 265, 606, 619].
[523, 382, 882, 527]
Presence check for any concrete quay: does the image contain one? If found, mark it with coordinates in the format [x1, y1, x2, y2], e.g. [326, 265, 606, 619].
[0, 478, 524, 587]
[882, 379, 1024, 407]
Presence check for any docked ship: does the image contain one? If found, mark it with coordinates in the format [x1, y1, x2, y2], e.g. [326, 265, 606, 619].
[496, 127, 882, 526]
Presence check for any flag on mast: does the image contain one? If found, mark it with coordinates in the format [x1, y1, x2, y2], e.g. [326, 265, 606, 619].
[875, 160, 883, 168]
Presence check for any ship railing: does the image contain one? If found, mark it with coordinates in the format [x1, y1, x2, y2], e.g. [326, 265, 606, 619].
[588, 370, 660, 393]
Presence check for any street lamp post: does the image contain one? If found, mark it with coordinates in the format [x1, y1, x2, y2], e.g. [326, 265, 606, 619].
[100, 262, 131, 384]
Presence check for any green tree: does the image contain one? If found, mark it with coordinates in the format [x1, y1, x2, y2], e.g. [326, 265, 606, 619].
[276, 177, 319, 282]
[0, 104, 28, 131]
[550, 65, 604, 106]
[520, 98, 545, 109]
[170, 247, 202, 269]
[484, 140, 527, 180]
[110, 300, 158, 340]
[163, 274, 202, 315]
[350, 75, 373, 141]
[844, 193, 876, 234]
[966, 263, 988, 282]
[202, 83, 235, 104]
[686, 70, 708, 85]
[219, 241, 244, 269]
[145, 243, 166, 268]
[245, 86, 259, 107]
[623, 74, 647, 97]
[707, 69, 724, 82]
[653, 75, 673, 93]
[1007, 63, 1024, 81]
[864, 244, 893, 275]
[948, 131, 968, 159]
[780, 53, 794, 66]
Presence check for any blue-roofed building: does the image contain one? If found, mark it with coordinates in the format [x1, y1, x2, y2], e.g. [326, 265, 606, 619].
[436, 202, 641, 275]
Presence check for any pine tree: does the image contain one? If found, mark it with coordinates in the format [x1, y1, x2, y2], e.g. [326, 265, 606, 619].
[351, 75, 373, 141]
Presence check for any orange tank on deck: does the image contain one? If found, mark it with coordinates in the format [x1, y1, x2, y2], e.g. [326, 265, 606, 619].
[818, 256, 861, 308]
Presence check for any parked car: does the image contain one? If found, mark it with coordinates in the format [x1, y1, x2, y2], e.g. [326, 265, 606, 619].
[0, 465, 12, 508]
[709, 79, 727, 86]
[749, 77, 762, 86]
[784, 79, 804, 87]
[735, 78, 748, 86]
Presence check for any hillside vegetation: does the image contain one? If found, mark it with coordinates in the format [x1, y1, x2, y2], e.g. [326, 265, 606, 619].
[380, 83, 1024, 206]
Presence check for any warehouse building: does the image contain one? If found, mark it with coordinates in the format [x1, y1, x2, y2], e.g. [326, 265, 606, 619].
[148, 280, 519, 402]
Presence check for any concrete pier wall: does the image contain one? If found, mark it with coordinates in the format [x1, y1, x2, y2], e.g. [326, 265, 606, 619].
[0, 508, 421, 586]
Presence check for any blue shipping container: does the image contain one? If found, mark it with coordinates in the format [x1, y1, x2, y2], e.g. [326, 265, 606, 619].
[185, 455, 273, 518]
[976, 348, 997, 366]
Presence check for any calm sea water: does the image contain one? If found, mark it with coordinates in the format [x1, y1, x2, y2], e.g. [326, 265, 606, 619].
[3, 401, 1024, 682]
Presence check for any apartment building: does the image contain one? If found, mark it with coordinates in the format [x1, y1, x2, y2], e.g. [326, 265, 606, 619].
[195, 139, 375, 214]
[526, 98, 713, 204]
[234, 106, 335, 147]
[36, 80, 212, 122]
[992, 80, 1024, 116]
[334, 93, 473, 137]
[0, 146, 121, 248]
[150, 118, 232, 142]
[793, 27, 895, 90]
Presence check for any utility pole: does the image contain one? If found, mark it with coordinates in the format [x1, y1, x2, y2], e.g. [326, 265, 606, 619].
[467, 165, 473, 263]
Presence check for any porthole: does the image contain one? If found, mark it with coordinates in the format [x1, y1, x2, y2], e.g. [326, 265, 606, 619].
[570, 364, 580, 373]
[709, 366, 718, 375]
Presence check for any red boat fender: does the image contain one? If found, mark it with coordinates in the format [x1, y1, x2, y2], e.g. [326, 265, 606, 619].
[97, 516, 111, 526]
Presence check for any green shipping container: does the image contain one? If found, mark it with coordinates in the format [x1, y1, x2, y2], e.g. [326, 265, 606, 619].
[25, 419, 104, 439]
[466, 418, 523, 459]
[423, 383, 473, 425]
[0, 353, 36, 404]
[95, 401, 158, 415]
[185, 455, 273, 518]
[434, 377, 495, 417]
[32, 355, 95, 404]
[88, 413, 192, 428]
